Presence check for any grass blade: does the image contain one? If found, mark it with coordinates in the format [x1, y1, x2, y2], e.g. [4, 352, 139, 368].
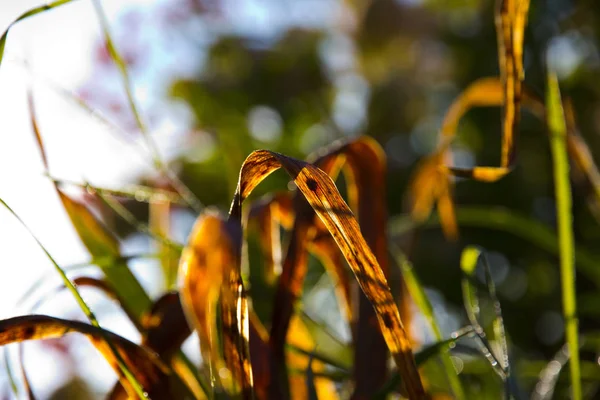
[0, 0, 79, 65]
[546, 72, 581, 400]
[0, 315, 172, 398]
[58, 191, 152, 319]
[462, 246, 512, 398]
[90, 0, 202, 213]
[460, 247, 506, 381]
[313, 137, 390, 396]
[390, 244, 465, 400]
[0, 198, 147, 399]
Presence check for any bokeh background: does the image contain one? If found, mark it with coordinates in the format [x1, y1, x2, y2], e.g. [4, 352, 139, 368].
[2, 0, 600, 398]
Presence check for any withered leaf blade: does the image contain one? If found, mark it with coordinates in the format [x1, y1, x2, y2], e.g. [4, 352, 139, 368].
[312, 137, 392, 397]
[434, 77, 600, 221]
[179, 209, 253, 397]
[0, 315, 171, 399]
[495, 0, 530, 168]
[229, 150, 426, 399]
[34, 279, 197, 399]
[409, 150, 458, 239]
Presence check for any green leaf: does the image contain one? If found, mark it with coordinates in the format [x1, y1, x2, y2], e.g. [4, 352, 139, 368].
[58, 190, 151, 319]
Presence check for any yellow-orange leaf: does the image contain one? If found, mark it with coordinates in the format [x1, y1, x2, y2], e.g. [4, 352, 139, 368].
[229, 150, 425, 399]
[179, 209, 253, 397]
[0, 315, 171, 398]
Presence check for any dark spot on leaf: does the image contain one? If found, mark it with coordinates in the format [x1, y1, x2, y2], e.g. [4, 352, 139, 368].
[24, 326, 35, 337]
[306, 179, 318, 191]
[382, 313, 393, 329]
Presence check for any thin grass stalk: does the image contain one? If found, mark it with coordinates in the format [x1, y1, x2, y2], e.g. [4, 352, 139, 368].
[390, 244, 465, 400]
[90, 0, 202, 213]
[0, 198, 148, 399]
[546, 72, 581, 400]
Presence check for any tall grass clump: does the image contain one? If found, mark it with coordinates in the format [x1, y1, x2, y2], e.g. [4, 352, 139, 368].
[0, 0, 599, 399]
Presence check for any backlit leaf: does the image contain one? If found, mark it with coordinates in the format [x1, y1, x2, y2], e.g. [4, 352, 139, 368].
[0, 315, 171, 398]
[179, 210, 253, 397]
[229, 149, 425, 399]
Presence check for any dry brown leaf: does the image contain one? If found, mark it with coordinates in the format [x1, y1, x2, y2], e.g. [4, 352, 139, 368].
[179, 209, 253, 397]
[409, 148, 458, 239]
[229, 150, 425, 399]
[409, 0, 531, 239]
[0, 315, 171, 398]
[247, 192, 294, 284]
[46, 278, 199, 399]
[495, 0, 530, 168]
[312, 137, 392, 396]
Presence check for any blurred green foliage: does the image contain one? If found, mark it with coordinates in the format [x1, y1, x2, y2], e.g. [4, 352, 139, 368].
[148, 0, 600, 396]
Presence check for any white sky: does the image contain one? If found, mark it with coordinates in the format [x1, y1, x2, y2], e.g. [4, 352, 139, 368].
[0, 1, 174, 398]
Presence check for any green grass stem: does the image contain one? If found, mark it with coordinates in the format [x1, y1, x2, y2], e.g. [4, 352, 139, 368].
[546, 72, 581, 400]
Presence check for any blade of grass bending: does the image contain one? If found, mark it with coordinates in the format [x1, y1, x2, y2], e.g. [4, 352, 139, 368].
[18, 345, 35, 400]
[4, 348, 19, 398]
[481, 252, 510, 377]
[375, 326, 474, 399]
[92, 186, 184, 252]
[90, 0, 202, 213]
[299, 311, 353, 371]
[389, 207, 600, 287]
[229, 150, 425, 399]
[547, 72, 581, 400]
[0, 0, 80, 65]
[17, 253, 159, 311]
[0, 198, 147, 399]
[0, 315, 176, 398]
[390, 244, 465, 400]
[462, 246, 512, 398]
[287, 344, 350, 373]
[285, 315, 339, 399]
[50, 176, 186, 205]
[21, 275, 200, 399]
[28, 82, 152, 319]
[460, 247, 506, 382]
[313, 137, 391, 396]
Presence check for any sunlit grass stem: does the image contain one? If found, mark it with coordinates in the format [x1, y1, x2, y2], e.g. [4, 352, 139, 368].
[546, 72, 581, 400]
